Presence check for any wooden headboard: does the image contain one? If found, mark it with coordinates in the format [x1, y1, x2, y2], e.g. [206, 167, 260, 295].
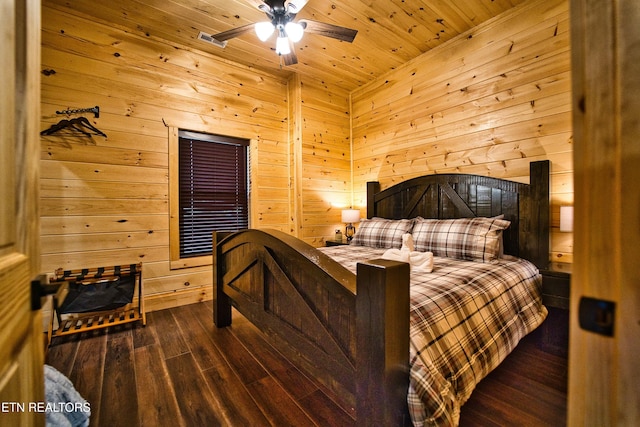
[366, 160, 550, 269]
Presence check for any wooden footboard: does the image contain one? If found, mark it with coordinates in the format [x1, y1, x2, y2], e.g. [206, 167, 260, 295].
[213, 229, 411, 425]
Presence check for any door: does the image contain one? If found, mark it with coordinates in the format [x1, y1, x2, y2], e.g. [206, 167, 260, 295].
[0, 0, 43, 426]
[569, 0, 640, 425]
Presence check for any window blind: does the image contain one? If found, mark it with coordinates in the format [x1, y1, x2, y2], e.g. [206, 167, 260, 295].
[178, 132, 249, 258]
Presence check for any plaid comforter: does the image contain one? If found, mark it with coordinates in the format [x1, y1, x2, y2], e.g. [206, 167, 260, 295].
[318, 245, 547, 426]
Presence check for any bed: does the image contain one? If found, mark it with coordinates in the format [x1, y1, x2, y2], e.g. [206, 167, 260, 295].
[212, 160, 550, 426]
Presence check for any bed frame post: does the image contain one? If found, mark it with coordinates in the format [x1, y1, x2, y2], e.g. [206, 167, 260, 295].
[527, 160, 550, 269]
[212, 231, 232, 327]
[356, 259, 411, 426]
[367, 181, 381, 219]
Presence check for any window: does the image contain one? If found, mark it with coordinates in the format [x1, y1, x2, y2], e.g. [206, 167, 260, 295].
[176, 130, 249, 260]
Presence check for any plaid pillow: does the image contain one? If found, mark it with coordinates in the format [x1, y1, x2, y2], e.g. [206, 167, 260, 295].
[412, 217, 510, 262]
[351, 218, 414, 249]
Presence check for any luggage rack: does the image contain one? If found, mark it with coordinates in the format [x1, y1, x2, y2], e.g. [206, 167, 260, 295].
[47, 263, 145, 346]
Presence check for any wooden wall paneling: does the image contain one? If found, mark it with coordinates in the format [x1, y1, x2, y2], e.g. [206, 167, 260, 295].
[40, 179, 169, 199]
[44, 0, 291, 83]
[143, 287, 213, 313]
[40, 214, 168, 235]
[42, 129, 167, 169]
[41, 26, 288, 140]
[41, 8, 288, 96]
[549, 167, 574, 266]
[143, 270, 212, 295]
[40, 247, 168, 270]
[251, 137, 291, 233]
[352, 105, 572, 167]
[352, 48, 571, 150]
[40, 160, 168, 184]
[40, 5, 290, 308]
[352, 123, 571, 181]
[352, 1, 568, 115]
[352, 104, 569, 171]
[350, 0, 572, 265]
[287, 75, 303, 238]
[298, 76, 352, 245]
[40, 230, 169, 253]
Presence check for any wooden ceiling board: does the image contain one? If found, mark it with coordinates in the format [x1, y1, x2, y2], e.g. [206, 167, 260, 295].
[43, 0, 528, 91]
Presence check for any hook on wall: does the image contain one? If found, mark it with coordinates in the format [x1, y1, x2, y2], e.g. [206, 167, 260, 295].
[55, 106, 100, 118]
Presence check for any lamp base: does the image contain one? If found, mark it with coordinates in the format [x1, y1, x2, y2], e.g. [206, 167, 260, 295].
[345, 223, 356, 242]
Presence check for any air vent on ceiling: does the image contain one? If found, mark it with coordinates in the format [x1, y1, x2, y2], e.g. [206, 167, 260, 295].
[197, 31, 227, 48]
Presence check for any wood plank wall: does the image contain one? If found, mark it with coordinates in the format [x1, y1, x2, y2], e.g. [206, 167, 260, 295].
[40, 5, 291, 311]
[296, 77, 352, 245]
[350, 0, 573, 268]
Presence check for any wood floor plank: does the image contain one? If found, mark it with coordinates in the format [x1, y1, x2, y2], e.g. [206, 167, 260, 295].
[134, 344, 184, 427]
[164, 353, 225, 426]
[204, 321, 271, 385]
[226, 309, 319, 398]
[458, 406, 505, 427]
[151, 309, 190, 359]
[46, 336, 79, 378]
[131, 320, 156, 349]
[67, 334, 107, 425]
[200, 363, 272, 426]
[245, 375, 317, 427]
[466, 387, 555, 426]
[100, 334, 139, 427]
[481, 365, 566, 412]
[298, 389, 356, 427]
[228, 309, 357, 422]
[171, 303, 230, 370]
[193, 302, 323, 400]
[459, 335, 567, 426]
[197, 302, 357, 424]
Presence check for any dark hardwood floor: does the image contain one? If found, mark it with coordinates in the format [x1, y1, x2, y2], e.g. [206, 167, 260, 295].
[46, 301, 567, 426]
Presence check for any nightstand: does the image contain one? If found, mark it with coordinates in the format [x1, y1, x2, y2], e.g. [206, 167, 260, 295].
[540, 270, 570, 310]
[538, 269, 571, 357]
[326, 240, 349, 247]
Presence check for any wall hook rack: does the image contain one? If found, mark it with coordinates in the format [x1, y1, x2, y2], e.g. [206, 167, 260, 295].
[56, 105, 100, 118]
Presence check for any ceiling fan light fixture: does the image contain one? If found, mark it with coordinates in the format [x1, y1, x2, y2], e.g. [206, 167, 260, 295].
[255, 21, 275, 41]
[285, 21, 304, 42]
[206, 0, 357, 66]
[275, 36, 291, 55]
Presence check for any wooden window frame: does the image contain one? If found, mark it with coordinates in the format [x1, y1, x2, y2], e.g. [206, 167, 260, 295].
[169, 127, 251, 269]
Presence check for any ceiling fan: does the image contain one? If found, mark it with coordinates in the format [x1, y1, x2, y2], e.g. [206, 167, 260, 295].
[198, 0, 358, 66]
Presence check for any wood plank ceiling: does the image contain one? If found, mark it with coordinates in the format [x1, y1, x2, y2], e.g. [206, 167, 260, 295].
[43, 0, 527, 91]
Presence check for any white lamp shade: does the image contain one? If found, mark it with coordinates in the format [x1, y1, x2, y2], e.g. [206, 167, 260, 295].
[255, 22, 274, 41]
[275, 36, 291, 55]
[285, 22, 304, 42]
[341, 209, 360, 223]
[560, 206, 574, 232]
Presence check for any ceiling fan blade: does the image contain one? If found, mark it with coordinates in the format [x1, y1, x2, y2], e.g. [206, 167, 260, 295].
[286, 0, 309, 14]
[211, 23, 256, 42]
[299, 20, 357, 43]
